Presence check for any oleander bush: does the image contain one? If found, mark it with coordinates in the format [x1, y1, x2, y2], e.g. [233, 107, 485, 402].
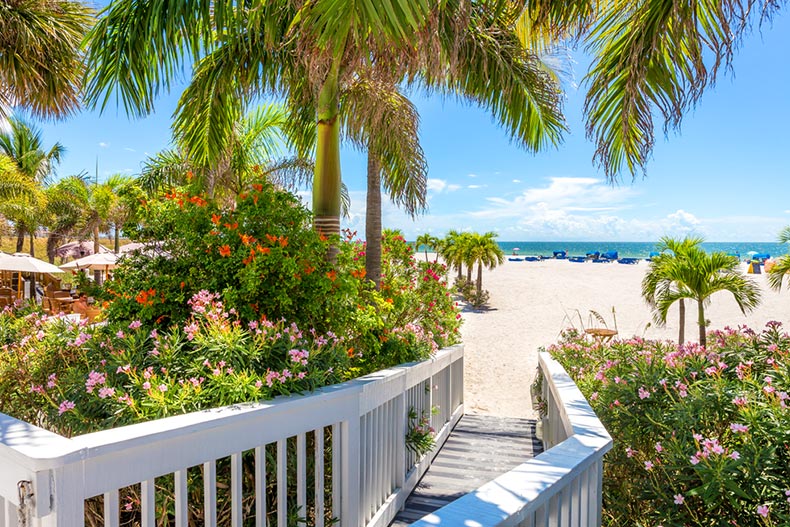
[548, 324, 790, 526]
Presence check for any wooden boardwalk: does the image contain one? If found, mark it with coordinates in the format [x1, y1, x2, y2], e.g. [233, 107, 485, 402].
[390, 413, 543, 526]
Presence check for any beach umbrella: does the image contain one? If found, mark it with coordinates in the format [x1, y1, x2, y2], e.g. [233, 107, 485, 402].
[118, 242, 145, 253]
[0, 253, 65, 299]
[55, 241, 111, 259]
[60, 252, 120, 272]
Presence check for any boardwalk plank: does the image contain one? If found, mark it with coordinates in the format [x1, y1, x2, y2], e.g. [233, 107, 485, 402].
[390, 413, 542, 526]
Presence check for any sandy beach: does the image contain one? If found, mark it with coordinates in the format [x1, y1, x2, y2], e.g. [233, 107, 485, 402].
[459, 258, 790, 419]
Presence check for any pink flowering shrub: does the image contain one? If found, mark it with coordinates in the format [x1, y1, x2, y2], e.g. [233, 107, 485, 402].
[0, 292, 348, 435]
[548, 323, 790, 526]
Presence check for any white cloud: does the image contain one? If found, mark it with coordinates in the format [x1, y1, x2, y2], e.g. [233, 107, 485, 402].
[124, 147, 136, 152]
[467, 184, 487, 189]
[467, 173, 477, 178]
[427, 179, 461, 193]
[98, 142, 109, 148]
[512, 179, 521, 183]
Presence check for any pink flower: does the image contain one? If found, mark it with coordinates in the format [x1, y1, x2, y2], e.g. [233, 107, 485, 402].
[254, 380, 263, 389]
[757, 505, 769, 517]
[116, 330, 125, 339]
[729, 451, 740, 460]
[128, 320, 142, 330]
[674, 494, 684, 505]
[158, 384, 167, 392]
[655, 442, 663, 453]
[644, 461, 654, 470]
[730, 423, 748, 433]
[638, 386, 650, 399]
[732, 396, 748, 406]
[689, 455, 700, 465]
[98, 387, 116, 399]
[142, 381, 151, 390]
[58, 400, 75, 415]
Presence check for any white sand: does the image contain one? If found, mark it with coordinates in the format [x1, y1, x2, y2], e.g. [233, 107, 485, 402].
[458, 258, 790, 419]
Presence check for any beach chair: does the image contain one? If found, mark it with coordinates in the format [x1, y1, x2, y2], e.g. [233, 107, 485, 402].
[618, 258, 639, 265]
[601, 251, 618, 261]
[553, 250, 567, 259]
[568, 256, 586, 263]
[586, 251, 600, 260]
[508, 257, 524, 262]
[523, 256, 540, 262]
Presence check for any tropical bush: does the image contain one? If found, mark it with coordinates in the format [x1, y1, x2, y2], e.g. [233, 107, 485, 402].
[548, 325, 790, 526]
[105, 180, 363, 334]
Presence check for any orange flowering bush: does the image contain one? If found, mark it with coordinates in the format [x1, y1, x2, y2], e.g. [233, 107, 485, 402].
[105, 180, 363, 334]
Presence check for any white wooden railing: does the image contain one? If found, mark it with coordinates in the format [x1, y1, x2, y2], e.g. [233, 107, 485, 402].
[0, 345, 464, 527]
[409, 351, 612, 527]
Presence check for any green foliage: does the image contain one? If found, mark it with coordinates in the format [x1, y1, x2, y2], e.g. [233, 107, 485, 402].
[405, 406, 437, 457]
[549, 324, 790, 526]
[105, 180, 363, 334]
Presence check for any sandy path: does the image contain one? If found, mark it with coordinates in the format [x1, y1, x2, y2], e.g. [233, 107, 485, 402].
[459, 258, 790, 418]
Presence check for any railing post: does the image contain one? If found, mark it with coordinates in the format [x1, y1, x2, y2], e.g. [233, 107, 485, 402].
[38, 465, 85, 527]
[341, 415, 361, 527]
[394, 392, 406, 489]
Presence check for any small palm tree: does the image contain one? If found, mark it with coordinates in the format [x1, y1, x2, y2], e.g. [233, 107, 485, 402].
[468, 232, 505, 296]
[438, 230, 464, 281]
[642, 236, 761, 347]
[768, 226, 790, 292]
[416, 233, 438, 262]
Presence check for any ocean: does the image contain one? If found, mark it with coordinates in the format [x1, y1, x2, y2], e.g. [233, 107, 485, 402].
[417, 241, 790, 259]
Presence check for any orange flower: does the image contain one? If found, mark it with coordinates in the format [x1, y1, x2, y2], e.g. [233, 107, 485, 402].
[211, 214, 221, 225]
[326, 270, 337, 282]
[240, 234, 255, 246]
[346, 347, 355, 358]
[256, 244, 270, 255]
[265, 234, 277, 244]
[252, 194, 259, 205]
[180, 281, 185, 289]
[189, 195, 207, 207]
[242, 249, 256, 265]
[252, 183, 263, 192]
[351, 269, 366, 279]
[303, 264, 315, 275]
[278, 236, 288, 248]
[239, 192, 248, 200]
[186, 171, 194, 181]
[223, 222, 238, 230]
[218, 245, 232, 257]
[319, 234, 328, 242]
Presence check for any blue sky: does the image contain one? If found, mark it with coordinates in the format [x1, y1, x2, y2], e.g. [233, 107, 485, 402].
[33, 8, 790, 242]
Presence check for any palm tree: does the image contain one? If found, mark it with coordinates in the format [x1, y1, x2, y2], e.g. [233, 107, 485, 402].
[416, 233, 438, 262]
[467, 232, 505, 296]
[768, 226, 790, 292]
[84, 1, 564, 241]
[0, 0, 93, 119]
[642, 237, 703, 344]
[0, 117, 64, 253]
[518, 1, 781, 180]
[438, 230, 465, 282]
[642, 236, 761, 347]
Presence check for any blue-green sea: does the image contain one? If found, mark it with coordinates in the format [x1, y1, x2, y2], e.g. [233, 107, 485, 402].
[495, 242, 789, 259]
[417, 241, 789, 259]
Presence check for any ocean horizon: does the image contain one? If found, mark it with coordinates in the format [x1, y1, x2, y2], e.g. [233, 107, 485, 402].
[415, 241, 790, 260]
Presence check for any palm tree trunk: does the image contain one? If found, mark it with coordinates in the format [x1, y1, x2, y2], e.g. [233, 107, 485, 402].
[476, 262, 483, 294]
[466, 264, 472, 282]
[15, 227, 25, 252]
[365, 153, 382, 289]
[678, 299, 685, 345]
[28, 232, 35, 257]
[114, 225, 120, 253]
[697, 299, 706, 347]
[93, 225, 102, 285]
[312, 63, 342, 241]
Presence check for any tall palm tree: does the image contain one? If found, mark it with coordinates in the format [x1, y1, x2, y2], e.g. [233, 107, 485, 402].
[416, 233, 438, 262]
[438, 230, 465, 281]
[768, 226, 790, 292]
[642, 236, 761, 347]
[468, 232, 505, 296]
[84, 1, 564, 241]
[0, 0, 93, 119]
[0, 117, 64, 253]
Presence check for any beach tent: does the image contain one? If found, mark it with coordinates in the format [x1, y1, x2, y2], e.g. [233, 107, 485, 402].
[56, 241, 111, 259]
[601, 251, 618, 261]
[60, 252, 120, 272]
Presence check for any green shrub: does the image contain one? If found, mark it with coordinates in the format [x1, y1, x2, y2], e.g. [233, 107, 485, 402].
[548, 324, 790, 526]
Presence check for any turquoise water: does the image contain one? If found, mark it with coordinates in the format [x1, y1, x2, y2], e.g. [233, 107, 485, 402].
[417, 241, 790, 259]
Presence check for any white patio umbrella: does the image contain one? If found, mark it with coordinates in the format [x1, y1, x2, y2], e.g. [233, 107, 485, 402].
[0, 253, 65, 299]
[60, 252, 120, 272]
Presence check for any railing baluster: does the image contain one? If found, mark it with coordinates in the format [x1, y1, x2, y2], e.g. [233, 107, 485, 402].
[231, 452, 243, 527]
[570, 475, 581, 526]
[254, 446, 267, 527]
[314, 427, 325, 527]
[203, 461, 217, 527]
[174, 469, 188, 527]
[2, 499, 15, 527]
[141, 478, 156, 527]
[103, 489, 119, 527]
[296, 433, 306, 519]
[277, 439, 287, 527]
[332, 423, 341, 523]
[579, 466, 589, 526]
